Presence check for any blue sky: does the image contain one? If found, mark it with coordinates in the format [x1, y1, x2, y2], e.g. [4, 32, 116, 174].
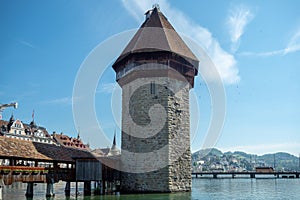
[1, 0, 299, 155]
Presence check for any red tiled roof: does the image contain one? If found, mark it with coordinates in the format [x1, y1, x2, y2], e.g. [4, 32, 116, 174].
[52, 133, 89, 150]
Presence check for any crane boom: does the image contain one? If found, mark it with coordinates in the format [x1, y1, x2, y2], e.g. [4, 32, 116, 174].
[0, 102, 18, 119]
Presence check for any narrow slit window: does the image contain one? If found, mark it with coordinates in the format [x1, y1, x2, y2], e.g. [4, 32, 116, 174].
[150, 81, 155, 94]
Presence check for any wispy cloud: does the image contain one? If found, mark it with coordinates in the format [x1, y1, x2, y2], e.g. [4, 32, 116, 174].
[220, 142, 300, 156]
[283, 27, 300, 54]
[121, 0, 240, 84]
[240, 26, 300, 57]
[17, 39, 35, 49]
[227, 5, 254, 53]
[97, 83, 117, 94]
[42, 97, 72, 105]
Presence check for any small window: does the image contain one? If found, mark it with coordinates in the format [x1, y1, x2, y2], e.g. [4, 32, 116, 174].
[150, 81, 155, 94]
[19, 130, 21, 134]
[128, 127, 131, 141]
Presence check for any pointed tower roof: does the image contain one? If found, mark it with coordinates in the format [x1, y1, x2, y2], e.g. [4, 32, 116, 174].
[108, 130, 120, 156]
[112, 131, 116, 146]
[113, 7, 199, 70]
[9, 114, 14, 122]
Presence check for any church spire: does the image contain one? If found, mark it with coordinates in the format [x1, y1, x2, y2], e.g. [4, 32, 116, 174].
[107, 129, 120, 156]
[113, 129, 116, 146]
[77, 127, 80, 140]
[9, 113, 14, 122]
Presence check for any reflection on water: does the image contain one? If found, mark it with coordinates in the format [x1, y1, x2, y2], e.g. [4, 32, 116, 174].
[192, 178, 300, 200]
[2, 178, 300, 200]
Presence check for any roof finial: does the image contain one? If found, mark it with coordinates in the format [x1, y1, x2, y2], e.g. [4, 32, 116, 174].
[9, 113, 14, 121]
[32, 109, 35, 122]
[152, 3, 160, 11]
[77, 127, 80, 139]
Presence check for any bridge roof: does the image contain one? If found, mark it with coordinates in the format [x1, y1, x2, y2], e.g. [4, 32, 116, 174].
[33, 141, 94, 162]
[0, 137, 94, 163]
[0, 137, 51, 161]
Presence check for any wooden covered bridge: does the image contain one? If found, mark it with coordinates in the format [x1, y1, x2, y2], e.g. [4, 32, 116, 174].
[0, 137, 120, 198]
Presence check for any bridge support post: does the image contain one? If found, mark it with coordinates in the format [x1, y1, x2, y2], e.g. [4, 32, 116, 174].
[0, 185, 2, 200]
[296, 174, 299, 178]
[64, 182, 71, 197]
[250, 174, 255, 178]
[232, 174, 235, 178]
[213, 174, 217, 179]
[46, 183, 55, 197]
[101, 181, 104, 194]
[25, 182, 34, 198]
[94, 181, 101, 195]
[84, 181, 91, 196]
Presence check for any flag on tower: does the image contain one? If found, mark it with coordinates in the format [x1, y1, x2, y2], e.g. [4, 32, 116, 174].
[32, 110, 34, 120]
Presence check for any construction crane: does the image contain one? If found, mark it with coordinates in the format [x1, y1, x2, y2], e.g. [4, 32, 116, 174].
[0, 102, 18, 120]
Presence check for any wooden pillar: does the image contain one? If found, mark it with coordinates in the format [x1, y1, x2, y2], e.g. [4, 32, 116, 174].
[213, 174, 217, 179]
[75, 182, 78, 198]
[232, 174, 235, 179]
[116, 180, 120, 194]
[94, 181, 101, 195]
[64, 182, 71, 197]
[101, 180, 104, 195]
[46, 183, 55, 197]
[296, 173, 299, 178]
[9, 158, 15, 166]
[0, 178, 3, 200]
[250, 174, 255, 178]
[103, 181, 106, 194]
[0, 185, 3, 200]
[196, 174, 198, 178]
[84, 181, 91, 196]
[53, 161, 58, 169]
[25, 182, 34, 198]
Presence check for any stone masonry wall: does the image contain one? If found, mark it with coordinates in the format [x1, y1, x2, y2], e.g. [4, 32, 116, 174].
[120, 74, 191, 193]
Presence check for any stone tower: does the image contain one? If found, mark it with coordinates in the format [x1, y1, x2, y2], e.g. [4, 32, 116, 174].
[112, 6, 198, 193]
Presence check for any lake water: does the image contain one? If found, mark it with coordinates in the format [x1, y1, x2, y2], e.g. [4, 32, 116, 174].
[2, 178, 300, 200]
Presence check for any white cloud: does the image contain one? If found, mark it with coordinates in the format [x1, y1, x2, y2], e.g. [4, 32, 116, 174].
[284, 27, 300, 54]
[227, 5, 254, 53]
[97, 82, 117, 94]
[43, 97, 72, 105]
[240, 26, 300, 57]
[121, 0, 240, 84]
[17, 39, 35, 49]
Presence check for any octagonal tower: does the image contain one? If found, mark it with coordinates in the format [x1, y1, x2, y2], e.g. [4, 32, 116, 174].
[112, 6, 199, 193]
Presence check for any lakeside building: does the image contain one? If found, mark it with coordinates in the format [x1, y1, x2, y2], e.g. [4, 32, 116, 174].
[0, 115, 53, 144]
[91, 133, 121, 157]
[256, 167, 274, 173]
[52, 132, 90, 150]
[0, 115, 90, 150]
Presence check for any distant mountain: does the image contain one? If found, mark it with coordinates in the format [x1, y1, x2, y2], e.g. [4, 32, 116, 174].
[258, 152, 299, 171]
[192, 148, 299, 171]
[225, 151, 250, 159]
[192, 148, 223, 161]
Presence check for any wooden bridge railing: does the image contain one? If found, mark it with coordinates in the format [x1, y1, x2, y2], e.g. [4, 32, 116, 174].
[0, 165, 76, 185]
